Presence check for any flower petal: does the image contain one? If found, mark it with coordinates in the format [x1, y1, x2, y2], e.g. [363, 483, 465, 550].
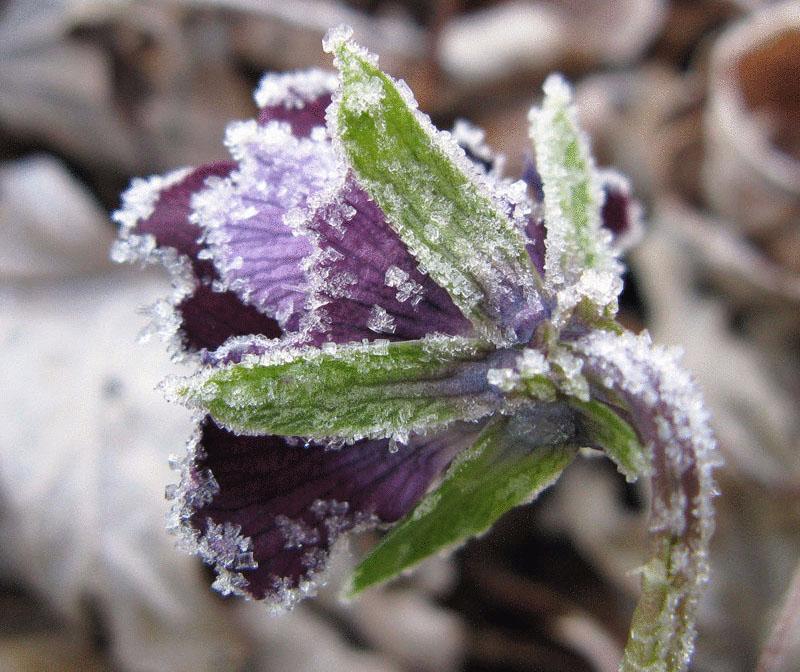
[177, 284, 281, 352]
[303, 173, 473, 343]
[598, 169, 643, 252]
[112, 163, 281, 354]
[255, 69, 337, 137]
[195, 121, 342, 331]
[169, 417, 478, 609]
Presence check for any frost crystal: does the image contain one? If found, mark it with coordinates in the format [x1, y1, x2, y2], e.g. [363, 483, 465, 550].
[384, 265, 424, 305]
[366, 305, 397, 334]
[486, 367, 520, 393]
[343, 76, 385, 115]
[254, 69, 338, 110]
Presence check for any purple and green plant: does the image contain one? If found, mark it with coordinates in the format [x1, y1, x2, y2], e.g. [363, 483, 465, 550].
[112, 25, 719, 672]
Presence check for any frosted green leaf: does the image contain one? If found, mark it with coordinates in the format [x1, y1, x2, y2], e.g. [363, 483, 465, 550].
[571, 398, 650, 482]
[326, 28, 541, 344]
[178, 336, 497, 443]
[528, 74, 623, 320]
[348, 414, 576, 595]
[622, 539, 696, 672]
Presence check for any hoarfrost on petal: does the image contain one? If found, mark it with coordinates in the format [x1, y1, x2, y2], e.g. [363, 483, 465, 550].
[366, 305, 397, 334]
[194, 120, 344, 330]
[255, 69, 338, 110]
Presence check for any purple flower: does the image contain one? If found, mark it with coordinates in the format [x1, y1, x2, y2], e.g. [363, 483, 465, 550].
[114, 27, 716, 671]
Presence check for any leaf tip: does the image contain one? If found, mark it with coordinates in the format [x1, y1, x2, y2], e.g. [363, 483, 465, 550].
[322, 24, 354, 55]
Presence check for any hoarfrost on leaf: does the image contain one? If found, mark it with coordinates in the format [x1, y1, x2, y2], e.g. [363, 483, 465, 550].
[528, 74, 623, 323]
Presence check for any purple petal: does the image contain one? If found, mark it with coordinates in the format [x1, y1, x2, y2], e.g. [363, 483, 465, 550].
[522, 156, 545, 203]
[170, 418, 478, 608]
[525, 216, 547, 278]
[129, 161, 235, 265]
[195, 121, 342, 331]
[112, 163, 280, 354]
[303, 174, 473, 344]
[178, 284, 281, 352]
[598, 170, 642, 251]
[255, 70, 337, 137]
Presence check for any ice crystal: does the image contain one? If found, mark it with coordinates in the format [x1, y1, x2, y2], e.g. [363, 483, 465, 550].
[254, 69, 338, 110]
[366, 305, 396, 334]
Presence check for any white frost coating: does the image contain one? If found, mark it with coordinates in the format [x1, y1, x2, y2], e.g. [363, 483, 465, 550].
[548, 347, 590, 401]
[518, 348, 549, 378]
[366, 304, 396, 334]
[275, 514, 321, 549]
[322, 24, 355, 54]
[164, 422, 257, 599]
[254, 69, 338, 110]
[342, 75, 385, 115]
[111, 167, 206, 361]
[450, 119, 500, 174]
[486, 367, 520, 393]
[528, 74, 623, 322]
[572, 330, 720, 671]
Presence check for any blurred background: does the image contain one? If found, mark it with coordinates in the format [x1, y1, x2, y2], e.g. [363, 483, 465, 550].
[2, 1, 800, 670]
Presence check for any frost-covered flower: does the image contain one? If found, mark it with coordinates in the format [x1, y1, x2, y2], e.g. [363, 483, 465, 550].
[113, 26, 718, 672]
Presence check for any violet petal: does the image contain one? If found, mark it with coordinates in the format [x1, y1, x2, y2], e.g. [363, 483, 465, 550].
[131, 161, 235, 266]
[174, 418, 478, 608]
[112, 163, 280, 354]
[304, 174, 473, 344]
[598, 170, 643, 251]
[178, 284, 281, 352]
[195, 121, 342, 331]
[255, 69, 337, 137]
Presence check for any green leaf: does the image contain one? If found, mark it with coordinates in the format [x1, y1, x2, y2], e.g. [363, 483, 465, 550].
[528, 75, 622, 318]
[348, 414, 576, 595]
[571, 398, 650, 482]
[326, 29, 540, 343]
[621, 538, 695, 672]
[178, 336, 497, 443]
